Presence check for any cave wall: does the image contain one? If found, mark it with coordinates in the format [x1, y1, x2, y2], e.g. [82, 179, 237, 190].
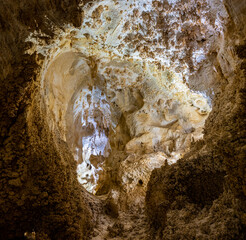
[146, 0, 246, 239]
[0, 1, 94, 239]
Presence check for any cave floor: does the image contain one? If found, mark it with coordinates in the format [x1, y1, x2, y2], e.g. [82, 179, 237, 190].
[88, 195, 151, 240]
[90, 208, 150, 240]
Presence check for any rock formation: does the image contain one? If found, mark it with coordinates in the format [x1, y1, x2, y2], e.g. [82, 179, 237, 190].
[0, 0, 245, 239]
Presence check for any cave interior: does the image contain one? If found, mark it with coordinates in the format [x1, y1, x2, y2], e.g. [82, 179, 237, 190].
[0, 0, 245, 239]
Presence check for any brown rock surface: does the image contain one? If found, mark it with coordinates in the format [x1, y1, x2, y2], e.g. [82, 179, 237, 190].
[0, 1, 94, 239]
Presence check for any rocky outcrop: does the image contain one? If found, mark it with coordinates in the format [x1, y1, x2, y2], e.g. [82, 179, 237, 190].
[146, 0, 246, 239]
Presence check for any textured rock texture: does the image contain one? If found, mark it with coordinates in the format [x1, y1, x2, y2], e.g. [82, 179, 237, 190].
[0, 0, 245, 239]
[0, 1, 94, 239]
[146, 0, 246, 239]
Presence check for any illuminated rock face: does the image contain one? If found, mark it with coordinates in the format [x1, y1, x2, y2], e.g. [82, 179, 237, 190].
[43, 52, 111, 193]
[43, 51, 211, 195]
[69, 86, 111, 193]
[36, 0, 221, 196]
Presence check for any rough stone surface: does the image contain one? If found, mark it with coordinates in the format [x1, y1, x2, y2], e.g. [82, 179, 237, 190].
[146, 0, 246, 239]
[0, 1, 94, 239]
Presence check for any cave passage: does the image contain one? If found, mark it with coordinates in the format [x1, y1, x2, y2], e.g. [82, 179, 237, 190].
[1, 0, 245, 239]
